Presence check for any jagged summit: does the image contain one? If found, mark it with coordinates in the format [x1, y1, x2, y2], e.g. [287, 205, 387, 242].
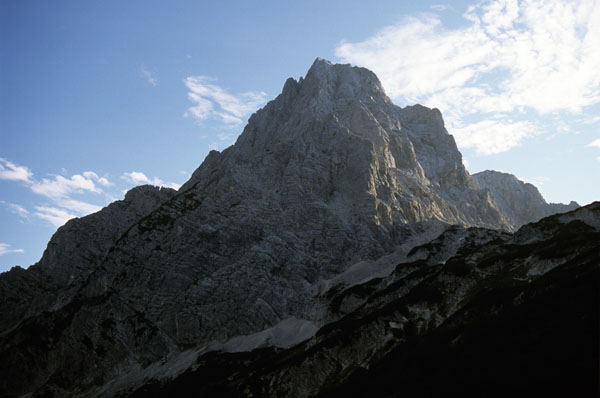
[185, 58, 509, 232]
[0, 59, 585, 397]
[302, 57, 391, 109]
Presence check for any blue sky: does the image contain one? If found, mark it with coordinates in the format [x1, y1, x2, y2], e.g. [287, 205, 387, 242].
[1, 0, 599, 272]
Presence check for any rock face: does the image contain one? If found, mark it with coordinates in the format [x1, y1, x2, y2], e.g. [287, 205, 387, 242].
[0, 185, 176, 335]
[0, 59, 589, 397]
[129, 203, 600, 397]
[472, 170, 579, 228]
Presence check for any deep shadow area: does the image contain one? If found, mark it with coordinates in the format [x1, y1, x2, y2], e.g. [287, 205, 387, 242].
[128, 248, 598, 398]
[320, 254, 599, 398]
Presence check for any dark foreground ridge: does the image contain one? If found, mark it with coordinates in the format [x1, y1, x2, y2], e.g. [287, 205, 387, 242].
[0, 59, 595, 397]
[129, 203, 600, 397]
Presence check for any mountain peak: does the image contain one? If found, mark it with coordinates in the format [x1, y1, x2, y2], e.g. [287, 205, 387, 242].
[301, 57, 390, 108]
[309, 56, 333, 69]
[0, 58, 586, 397]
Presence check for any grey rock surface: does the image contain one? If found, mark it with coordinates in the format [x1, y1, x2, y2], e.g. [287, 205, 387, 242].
[0, 185, 176, 332]
[140, 203, 598, 398]
[0, 59, 582, 397]
[472, 170, 579, 228]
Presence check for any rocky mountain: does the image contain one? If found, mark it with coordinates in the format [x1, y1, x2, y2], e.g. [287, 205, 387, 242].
[0, 59, 593, 397]
[473, 170, 579, 228]
[130, 203, 600, 397]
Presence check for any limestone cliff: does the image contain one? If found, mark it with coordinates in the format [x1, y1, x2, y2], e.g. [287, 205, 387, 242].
[472, 170, 579, 227]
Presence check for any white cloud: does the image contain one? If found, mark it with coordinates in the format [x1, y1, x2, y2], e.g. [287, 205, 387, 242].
[0, 158, 111, 227]
[0, 201, 29, 218]
[57, 199, 102, 215]
[29, 171, 111, 200]
[431, 4, 449, 11]
[121, 171, 151, 185]
[0, 158, 180, 229]
[184, 76, 268, 125]
[0, 159, 179, 228]
[335, 0, 600, 155]
[83, 171, 112, 186]
[451, 119, 539, 155]
[0, 243, 24, 256]
[140, 65, 158, 86]
[34, 206, 78, 228]
[521, 175, 551, 187]
[0, 158, 33, 182]
[31, 173, 102, 199]
[581, 115, 600, 124]
[587, 138, 600, 148]
[29, 172, 108, 226]
[121, 171, 180, 190]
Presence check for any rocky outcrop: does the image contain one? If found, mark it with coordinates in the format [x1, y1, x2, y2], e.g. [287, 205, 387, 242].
[130, 203, 599, 397]
[473, 170, 579, 228]
[0, 185, 176, 332]
[0, 59, 585, 397]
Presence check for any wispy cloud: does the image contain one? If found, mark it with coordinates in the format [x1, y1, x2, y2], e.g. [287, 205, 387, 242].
[521, 175, 551, 187]
[0, 158, 33, 182]
[1, 158, 182, 229]
[83, 171, 111, 186]
[31, 173, 104, 199]
[184, 76, 268, 125]
[452, 119, 539, 155]
[431, 4, 449, 11]
[0, 243, 24, 256]
[587, 138, 600, 148]
[34, 206, 78, 228]
[140, 64, 158, 86]
[0, 158, 110, 227]
[335, 0, 600, 155]
[0, 201, 29, 218]
[57, 199, 102, 215]
[121, 171, 180, 190]
[29, 172, 108, 226]
[581, 115, 600, 125]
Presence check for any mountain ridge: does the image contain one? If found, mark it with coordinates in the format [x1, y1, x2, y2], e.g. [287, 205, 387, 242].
[127, 202, 600, 398]
[472, 169, 579, 227]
